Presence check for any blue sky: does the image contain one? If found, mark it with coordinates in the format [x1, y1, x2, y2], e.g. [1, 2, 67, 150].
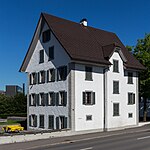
[0, 0, 150, 91]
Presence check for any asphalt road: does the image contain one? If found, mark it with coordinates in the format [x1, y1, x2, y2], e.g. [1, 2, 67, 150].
[1, 127, 150, 150]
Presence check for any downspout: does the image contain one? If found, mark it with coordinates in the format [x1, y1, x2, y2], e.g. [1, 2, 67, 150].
[103, 67, 107, 131]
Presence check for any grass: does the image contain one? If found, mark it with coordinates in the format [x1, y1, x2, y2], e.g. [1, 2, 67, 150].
[0, 120, 20, 125]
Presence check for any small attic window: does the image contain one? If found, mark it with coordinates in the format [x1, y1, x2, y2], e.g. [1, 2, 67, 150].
[42, 29, 50, 43]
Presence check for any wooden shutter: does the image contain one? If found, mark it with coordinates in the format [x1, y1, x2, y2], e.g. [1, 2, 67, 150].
[29, 95, 31, 106]
[63, 92, 67, 106]
[29, 115, 31, 126]
[57, 68, 60, 81]
[56, 92, 59, 106]
[51, 69, 55, 82]
[133, 93, 135, 104]
[33, 94, 36, 106]
[49, 46, 54, 60]
[43, 71, 45, 83]
[29, 74, 32, 85]
[49, 115, 54, 129]
[56, 117, 59, 130]
[52, 92, 55, 106]
[64, 117, 67, 129]
[63, 66, 67, 80]
[38, 72, 40, 84]
[83, 92, 86, 105]
[92, 92, 95, 105]
[47, 70, 49, 82]
[34, 115, 37, 127]
[36, 94, 39, 106]
[45, 93, 48, 106]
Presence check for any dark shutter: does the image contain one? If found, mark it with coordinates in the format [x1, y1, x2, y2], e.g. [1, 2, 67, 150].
[29, 95, 31, 106]
[64, 117, 67, 129]
[133, 94, 135, 104]
[49, 115, 54, 129]
[36, 94, 39, 106]
[43, 71, 45, 83]
[47, 70, 49, 82]
[38, 72, 40, 84]
[63, 66, 67, 80]
[29, 74, 32, 85]
[49, 46, 54, 60]
[29, 115, 31, 126]
[34, 115, 37, 127]
[83, 92, 86, 105]
[92, 92, 95, 105]
[56, 117, 59, 130]
[57, 69, 60, 81]
[45, 93, 48, 106]
[52, 92, 55, 106]
[63, 92, 67, 106]
[51, 69, 55, 82]
[33, 94, 36, 106]
[56, 92, 59, 106]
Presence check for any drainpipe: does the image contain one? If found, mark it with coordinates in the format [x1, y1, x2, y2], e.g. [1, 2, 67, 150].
[103, 67, 107, 131]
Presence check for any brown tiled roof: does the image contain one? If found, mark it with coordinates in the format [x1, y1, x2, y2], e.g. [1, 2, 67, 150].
[42, 13, 145, 70]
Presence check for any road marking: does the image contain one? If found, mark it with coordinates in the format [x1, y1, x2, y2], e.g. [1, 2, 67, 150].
[137, 135, 150, 140]
[80, 147, 93, 150]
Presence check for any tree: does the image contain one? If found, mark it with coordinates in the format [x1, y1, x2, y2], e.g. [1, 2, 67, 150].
[130, 34, 150, 121]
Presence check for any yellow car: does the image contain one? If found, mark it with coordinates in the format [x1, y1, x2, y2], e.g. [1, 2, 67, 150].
[2, 125, 24, 133]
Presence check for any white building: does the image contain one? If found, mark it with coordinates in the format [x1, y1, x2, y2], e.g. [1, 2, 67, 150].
[20, 13, 145, 132]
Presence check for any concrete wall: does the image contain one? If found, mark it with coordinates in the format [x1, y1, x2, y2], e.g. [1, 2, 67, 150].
[26, 22, 70, 130]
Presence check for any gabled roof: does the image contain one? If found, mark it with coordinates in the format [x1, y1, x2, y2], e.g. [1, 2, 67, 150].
[20, 13, 145, 72]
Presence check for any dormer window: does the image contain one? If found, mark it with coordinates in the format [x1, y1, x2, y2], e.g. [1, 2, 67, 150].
[113, 59, 119, 73]
[42, 30, 50, 43]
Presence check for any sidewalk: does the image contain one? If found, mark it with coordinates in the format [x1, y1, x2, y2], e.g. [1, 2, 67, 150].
[0, 122, 150, 145]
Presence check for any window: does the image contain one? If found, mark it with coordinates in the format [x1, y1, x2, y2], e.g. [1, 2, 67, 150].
[47, 69, 55, 82]
[113, 60, 119, 72]
[128, 72, 133, 84]
[86, 115, 92, 121]
[38, 71, 45, 84]
[29, 94, 36, 106]
[39, 50, 44, 63]
[113, 81, 119, 94]
[39, 115, 44, 128]
[83, 91, 95, 105]
[29, 114, 37, 127]
[39, 93, 45, 106]
[128, 113, 133, 118]
[128, 93, 135, 105]
[85, 66, 93, 81]
[42, 30, 50, 43]
[48, 92, 55, 106]
[29, 73, 37, 85]
[57, 66, 67, 81]
[56, 91, 67, 106]
[48, 46, 54, 60]
[56, 116, 67, 129]
[113, 103, 119, 116]
[48, 115, 54, 129]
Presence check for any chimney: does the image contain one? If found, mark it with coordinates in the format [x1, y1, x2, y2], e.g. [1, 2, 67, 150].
[80, 18, 87, 26]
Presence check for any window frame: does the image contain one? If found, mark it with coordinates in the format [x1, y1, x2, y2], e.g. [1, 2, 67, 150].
[113, 81, 119, 94]
[83, 91, 95, 105]
[85, 66, 93, 81]
[48, 46, 54, 61]
[39, 114, 44, 128]
[128, 92, 135, 105]
[86, 115, 92, 121]
[57, 66, 67, 81]
[39, 49, 44, 64]
[128, 72, 133, 84]
[113, 59, 119, 73]
[42, 29, 50, 43]
[113, 103, 119, 116]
